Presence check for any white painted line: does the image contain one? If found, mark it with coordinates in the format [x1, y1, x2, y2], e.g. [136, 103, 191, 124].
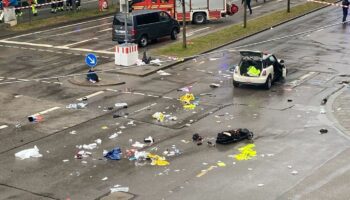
[0, 125, 8, 129]
[41, 81, 50, 83]
[68, 48, 115, 55]
[134, 103, 157, 113]
[147, 94, 159, 98]
[8, 77, 17, 80]
[33, 106, 61, 115]
[63, 38, 98, 47]
[122, 91, 132, 94]
[3, 16, 113, 40]
[300, 71, 316, 80]
[0, 40, 53, 47]
[133, 92, 145, 96]
[97, 28, 112, 33]
[162, 96, 173, 100]
[53, 82, 63, 85]
[77, 91, 105, 101]
[106, 88, 119, 92]
[185, 27, 210, 37]
[252, 5, 262, 10]
[18, 79, 30, 81]
[288, 72, 316, 86]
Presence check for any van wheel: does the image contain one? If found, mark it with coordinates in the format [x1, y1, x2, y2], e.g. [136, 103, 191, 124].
[139, 35, 148, 47]
[264, 76, 272, 90]
[171, 28, 178, 40]
[193, 13, 207, 24]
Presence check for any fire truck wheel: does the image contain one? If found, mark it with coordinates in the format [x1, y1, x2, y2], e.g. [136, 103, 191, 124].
[193, 12, 207, 24]
[139, 35, 148, 47]
[170, 28, 178, 40]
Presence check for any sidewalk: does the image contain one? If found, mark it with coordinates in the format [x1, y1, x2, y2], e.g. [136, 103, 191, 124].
[332, 86, 350, 134]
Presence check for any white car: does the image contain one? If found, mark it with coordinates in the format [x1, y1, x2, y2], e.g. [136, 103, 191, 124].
[232, 51, 287, 89]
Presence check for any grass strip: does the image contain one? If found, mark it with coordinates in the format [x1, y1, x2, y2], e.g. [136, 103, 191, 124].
[7, 5, 118, 32]
[154, 0, 335, 58]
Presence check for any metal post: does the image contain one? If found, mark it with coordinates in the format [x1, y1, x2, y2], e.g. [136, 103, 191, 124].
[243, 0, 247, 28]
[182, 0, 186, 48]
[124, 0, 128, 43]
[287, 0, 290, 13]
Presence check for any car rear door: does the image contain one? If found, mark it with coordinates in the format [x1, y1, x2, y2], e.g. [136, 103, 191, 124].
[158, 11, 173, 37]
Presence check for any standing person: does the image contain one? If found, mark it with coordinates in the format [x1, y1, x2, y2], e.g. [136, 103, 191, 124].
[51, 0, 57, 13]
[242, 0, 252, 15]
[342, 0, 349, 22]
[66, 0, 72, 10]
[57, 0, 63, 11]
[29, 0, 38, 16]
[75, 0, 80, 10]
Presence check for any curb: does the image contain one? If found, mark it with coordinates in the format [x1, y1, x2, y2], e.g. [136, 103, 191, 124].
[137, 2, 336, 77]
[68, 78, 125, 87]
[0, 12, 116, 40]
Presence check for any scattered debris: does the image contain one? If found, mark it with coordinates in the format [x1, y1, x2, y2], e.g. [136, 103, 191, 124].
[207, 141, 215, 147]
[217, 161, 226, 167]
[216, 129, 254, 144]
[287, 99, 293, 102]
[0, 125, 8, 129]
[181, 139, 190, 144]
[234, 144, 257, 161]
[63, 159, 69, 162]
[152, 112, 165, 122]
[319, 128, 328, 134]
[66, 103, 87, 109]
[320, 108, 326, 114]
[148, 153, 170, 166]
[69, 130, 77, 135]
[287, 165, 293, 169]
[15, 146, 43, 160]
[101, 177, 108, 181]
[157, 70, 171, 76]
[291, 170, 298, 175]
[109, 133, 118, 139]
[321, 98, 327, 105]
[177, 86, 192, 92]
[144, 136, 154, 144]
[28, 114, 43, 123]
[110, 185, 129, 193]
[76, 143, 97, 150]
[104, 146, 122, 160]
[75, 150, 92, 159]
[95, 139, 102, 144]
[209, 57, 219, 61]
[150, 59, 162, 66]
[192, 133, 203, 146]
[132, 141, 145, 148]
[82, 97, 88, 101]
[101, 126, 108, 130]
[258, 184, 264, 187]
[209, 83, 221, 88]
[115, 103, 128, 108]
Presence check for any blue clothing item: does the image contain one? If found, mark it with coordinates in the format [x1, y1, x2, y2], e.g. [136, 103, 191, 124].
[104, 146, 122, 160]
[9, 0, 18, 7]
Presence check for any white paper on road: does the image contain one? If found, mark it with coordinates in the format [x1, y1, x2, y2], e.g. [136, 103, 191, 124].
[0, 125, 8, 129]
[157, 70, 171, 76]
[15, 146, 43, 160]
[110, 186, 129, 193]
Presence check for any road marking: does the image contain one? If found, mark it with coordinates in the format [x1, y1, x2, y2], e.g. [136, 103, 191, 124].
[3, 16, 113, 40]
[0, 125, 8, 129]
[97, 28, 112, 33]
[68, 48, 115, 55]
[0, 40, 53, 47]
[77, 91, 105, 101]
[252, 5, 262, 10]
[63, 38, 98, 47]
[185, 27, 210, 37]
[162, 96, 173, 100]
[33, 106, 61, 115]
[133, 92, 145, 96]
[133, 103, 157, 113]
[147, 94, 159, 98]
[288, 72, 316, 87]
[106, 88, 119, 92]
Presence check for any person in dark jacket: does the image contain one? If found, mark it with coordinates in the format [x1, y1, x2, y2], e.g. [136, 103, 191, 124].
[343, 0, 349, 22]
[242, 0, 252, 15]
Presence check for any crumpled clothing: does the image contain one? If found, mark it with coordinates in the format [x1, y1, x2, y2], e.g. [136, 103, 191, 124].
[15, 146, 42, 160]
[234, 144, 257, 160]
[247, 66, 261, 77]
[183, 104, 196, 110]
[152, 112, 165, 122]
[105, 146, 122, 160]
[147, 153, 169, 166]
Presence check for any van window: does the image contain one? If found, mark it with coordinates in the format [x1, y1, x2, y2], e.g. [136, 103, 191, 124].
[113, 15, 132, 26]
[136, 13, 160, 25]
[160, 11, 170, 21]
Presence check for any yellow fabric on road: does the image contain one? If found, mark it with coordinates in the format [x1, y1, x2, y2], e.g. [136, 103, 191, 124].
[234, 144, 257, 161]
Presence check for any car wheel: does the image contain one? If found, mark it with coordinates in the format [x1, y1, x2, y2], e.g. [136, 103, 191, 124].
[264, 76, 272, 90]
[139, 35, 148, 47]
[193, 13, 207, 24]
[233, 81, 239, 88]
[170, 28, 178, 40]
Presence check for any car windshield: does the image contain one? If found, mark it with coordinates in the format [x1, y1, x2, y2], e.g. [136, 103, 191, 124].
[239, 58, 263, 76]
[113, 16, 133, 26]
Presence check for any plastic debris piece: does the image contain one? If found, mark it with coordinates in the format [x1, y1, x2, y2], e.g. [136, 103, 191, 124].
[0, 125, 8, 129]
[28, 114, 44, 123]
[320, 128, 328, 134]
[144, 136, 154, 144]
[148, 153, 170, 166]
[95, 139, 102, 144]
[132, 141, 145, 148]
[63, 159, 69, 162]
[181, 140, 190, 144]
[234, 144, 257, 161]
[110, 186, 129, 193]
[179, 93, 195, 104]
[101, 177, 108, 181]
[109, 133, 118, 139]
[157, 70, 170, 76]
[152, 112, 165, 122]
[287, 165, 293, 169]
[69, 130, 77, 135]
[151, 59, 162, 66]
[115, 103, 128, 108]
[66, 103, 87, 109]
[183, 104, 196, 110]
[217, 161, 226, 167]
[291, 170, 298, 175]
[258, 184, 264, 187]
[15, 146, 42, 160]
[82, 143, 97, 150]
[101, 126, 108, 130]
[136, 59, 146, 66]
[104, 146, 122, 160]
[209, 83, 221, 88]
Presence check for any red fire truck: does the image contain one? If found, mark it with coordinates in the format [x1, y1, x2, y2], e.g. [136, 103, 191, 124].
[130, 0, 238, 24]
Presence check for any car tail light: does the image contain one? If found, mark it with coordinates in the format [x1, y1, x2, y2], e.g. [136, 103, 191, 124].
[131, 29, 136, 36]
[234, 67, 238, 74]
[262, 70, 267, 76]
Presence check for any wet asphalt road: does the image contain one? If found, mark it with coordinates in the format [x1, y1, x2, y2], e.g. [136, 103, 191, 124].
[1, 2, 350, 200]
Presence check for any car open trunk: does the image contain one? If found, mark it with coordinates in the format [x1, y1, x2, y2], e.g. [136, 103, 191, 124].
[239, 59, 263, 77]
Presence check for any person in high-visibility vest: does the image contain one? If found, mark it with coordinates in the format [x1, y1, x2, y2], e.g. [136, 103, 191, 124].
[50, 0, 57, 13]
[29, 0, 38, 16]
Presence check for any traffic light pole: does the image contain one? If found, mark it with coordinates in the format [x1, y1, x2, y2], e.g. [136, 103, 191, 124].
[287, 0, 290, 13]
[182, 0, 187, 49]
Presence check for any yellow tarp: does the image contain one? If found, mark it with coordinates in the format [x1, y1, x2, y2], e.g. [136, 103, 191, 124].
[180, 93, 195, 104]
[234, 144, 257, 161]
[148, 153, 170, 166]
[247, 66, 261, 77]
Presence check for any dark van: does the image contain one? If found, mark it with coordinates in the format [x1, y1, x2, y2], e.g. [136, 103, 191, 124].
[112, 10, 180, 47]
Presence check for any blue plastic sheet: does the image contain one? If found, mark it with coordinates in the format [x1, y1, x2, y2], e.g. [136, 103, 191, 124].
[104, 146, 122, 160]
